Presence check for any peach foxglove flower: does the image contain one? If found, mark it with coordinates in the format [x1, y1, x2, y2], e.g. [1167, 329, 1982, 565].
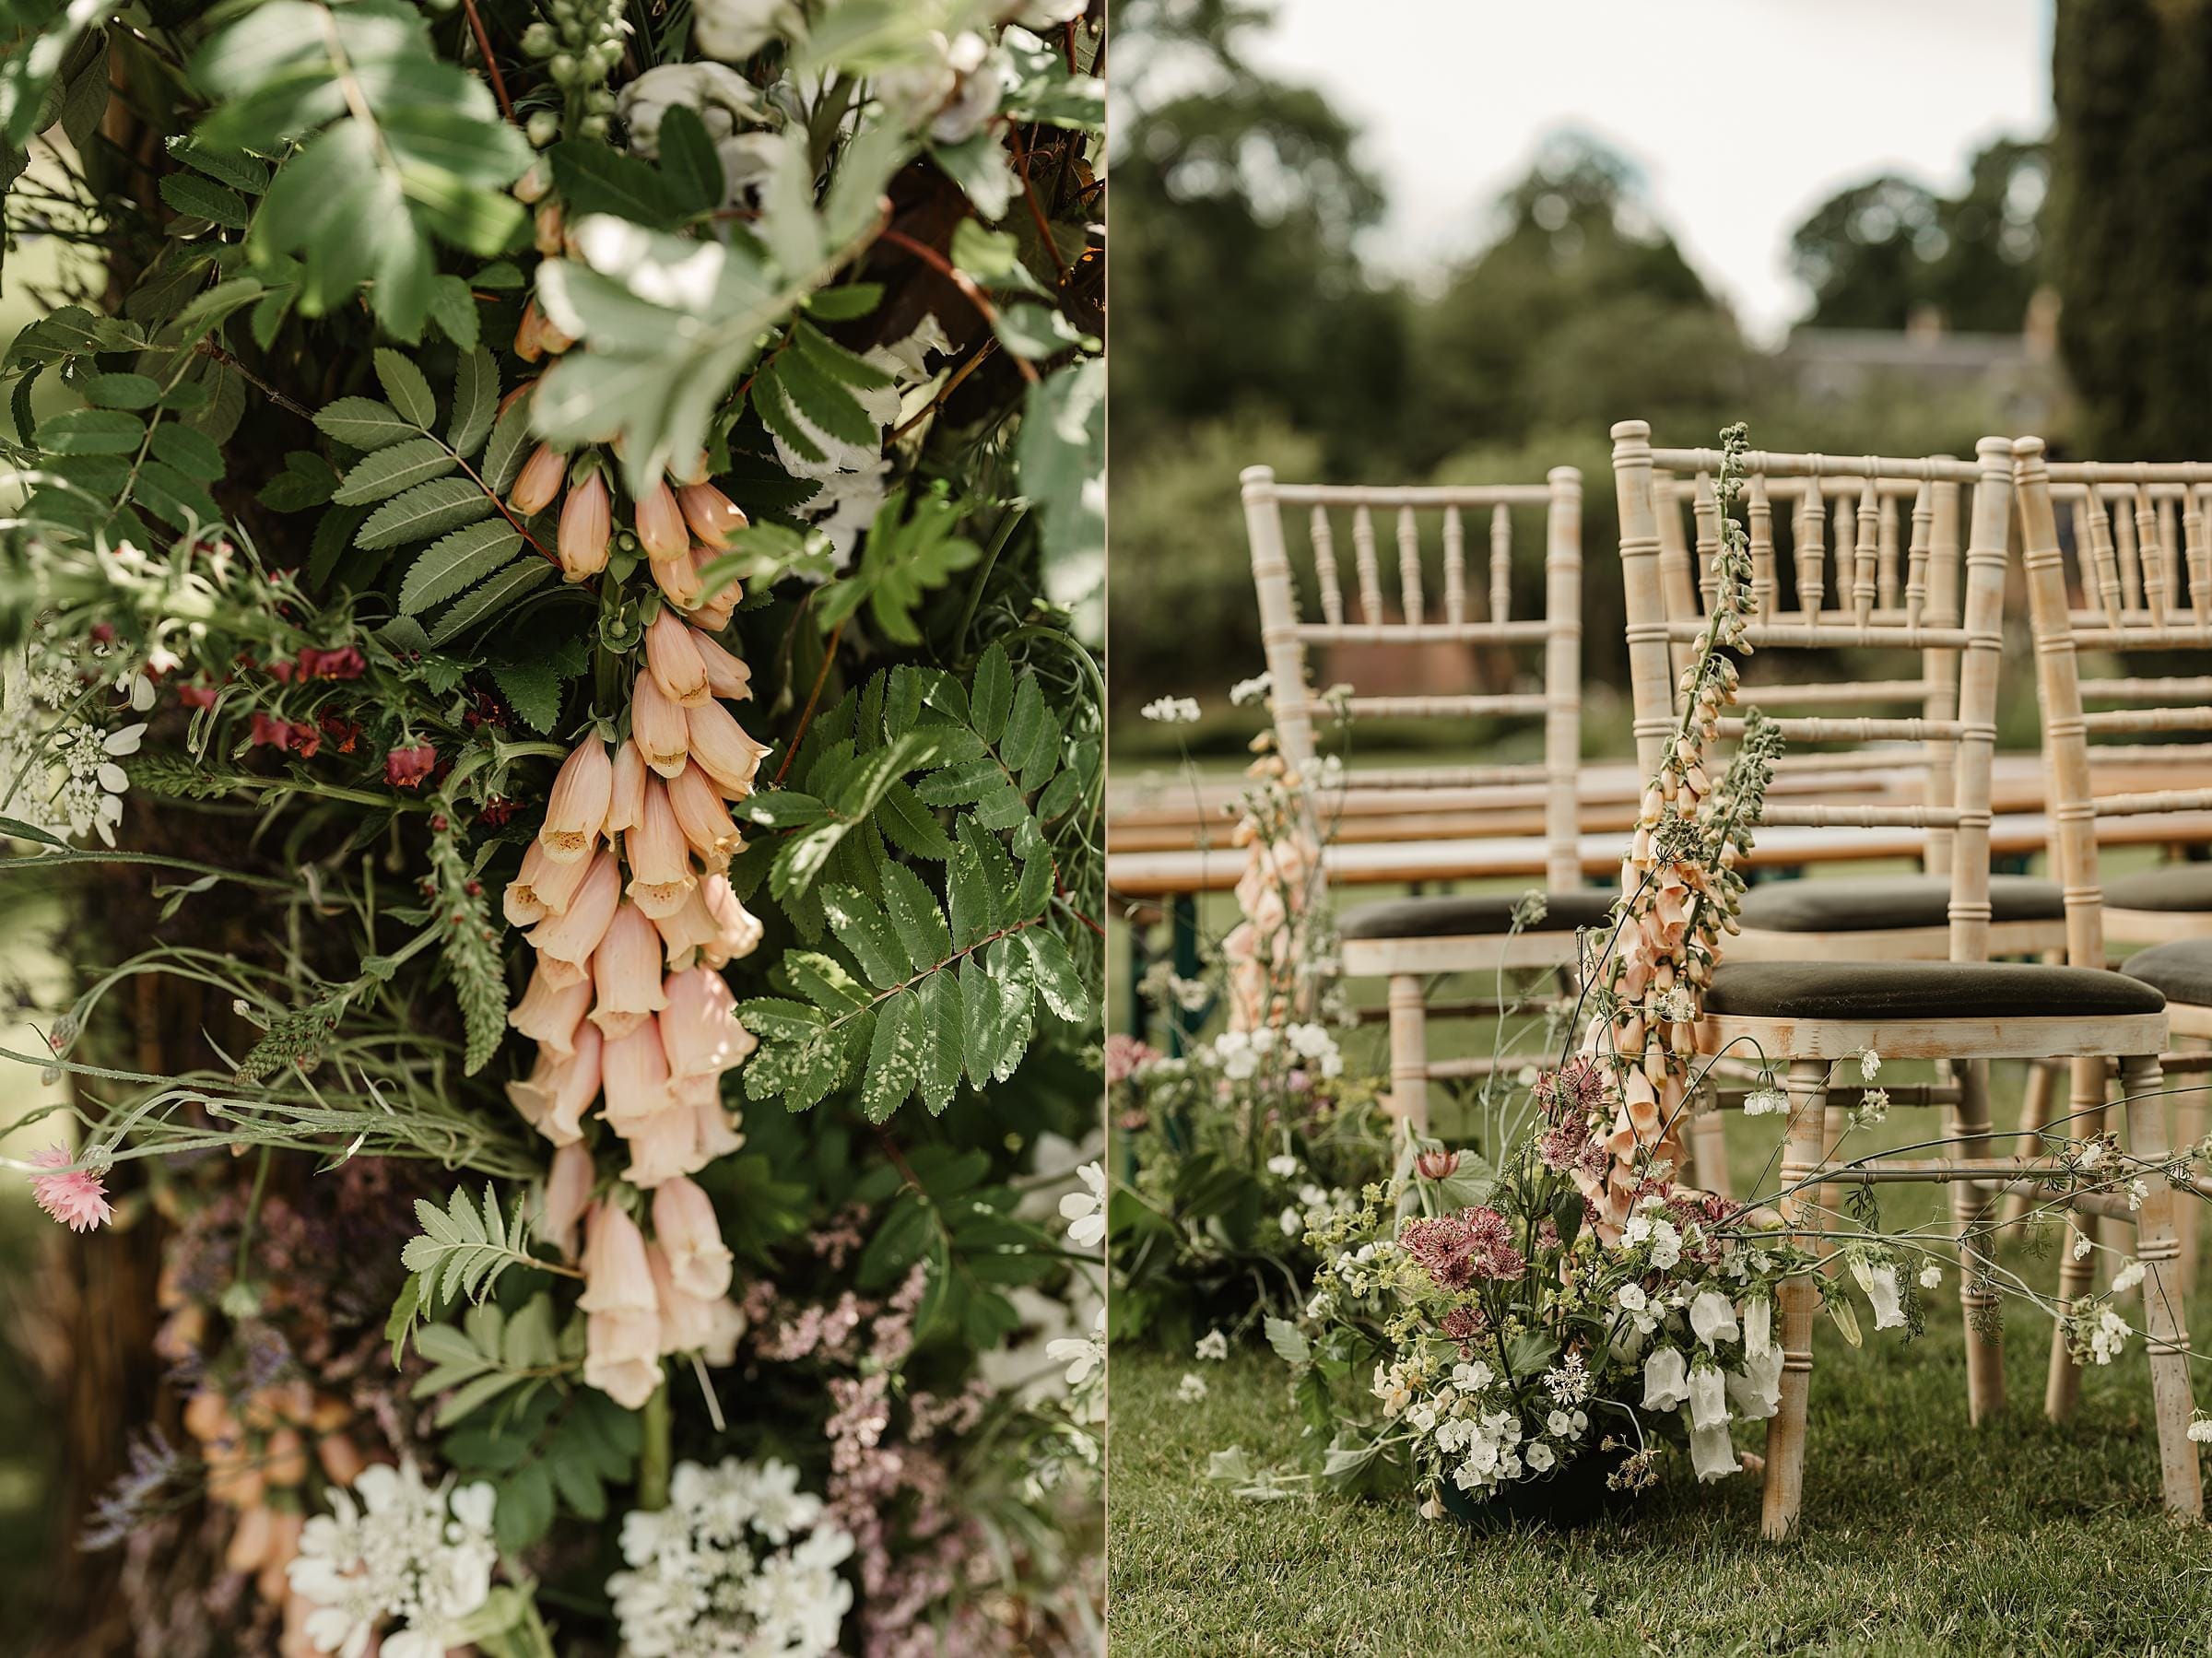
[29, 1146, 112, 1232]
[619, 1104, 705, 1188]
[677, 481, 747, 548]
[585, 1310, 664, 1408]
[691, 629, 752, 700]
[653, 1175, 735, 1299]
[505, 1046, 559, 1134]
[666, 763, 745, 870]
[592, 902, 671, 1040]
[539, 740, 613, 864]
[647, 1244, 724, 1353]
[631, 671, 689, 778]
[652, 882, 721, 970]
[634, 479, 689, 561]
[511, 442, 566, 516]
[541, 1140, 594, 1261]
[625, 778, 698, 919]
[691, 1097, 746, 1162]
[504, 837, 594, 927]
[541, 1021, 603, 1143]
[649, 549, 704, 610]
[660, 964, 750, 1079]
[601, 1020, 677, 1129]
[529, 849, 621, 982]
[698, 875, 764, 967]
[686, 699, 771, 798]
[579, 1201, 656, 1313]
[558, 469, 611, 581]
[688, 547, 742, 629]
[606, 738, 648, 839]
[643, 607, 711, 707]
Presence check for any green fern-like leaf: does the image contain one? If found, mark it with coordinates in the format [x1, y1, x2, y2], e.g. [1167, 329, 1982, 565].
[429, 810, 509, 1075]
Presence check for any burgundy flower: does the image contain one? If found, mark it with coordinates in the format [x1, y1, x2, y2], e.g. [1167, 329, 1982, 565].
[176, 681, 219, 710]
[1441, 1304, 1486, 1346]
[248, 713, 318, 757]
[1415, 1148, 1460, 1182]
[385, 743, 437, 789]
[1402, 1207, 1524, 1289]
[296, 645, 366, 681]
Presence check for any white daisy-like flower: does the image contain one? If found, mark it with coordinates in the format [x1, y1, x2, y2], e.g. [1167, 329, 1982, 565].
[1059, 1160, 1106, 1249]
[288, 1459, 499, 1658]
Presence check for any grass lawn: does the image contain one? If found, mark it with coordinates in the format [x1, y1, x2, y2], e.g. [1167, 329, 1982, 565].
[1107, 1094, 2212, 1656]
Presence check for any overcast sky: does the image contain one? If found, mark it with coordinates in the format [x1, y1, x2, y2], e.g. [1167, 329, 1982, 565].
[1243, 0, 2053, 343]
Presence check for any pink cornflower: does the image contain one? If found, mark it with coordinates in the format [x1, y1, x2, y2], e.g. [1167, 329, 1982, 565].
[29, 1146, 112, 1232]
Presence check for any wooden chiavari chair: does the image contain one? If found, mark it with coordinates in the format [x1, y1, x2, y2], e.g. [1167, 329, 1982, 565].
[1241, 466, 1593, 1133]
[1615, 423, 2184, 1540]
[2016, 441, 2212, 1466]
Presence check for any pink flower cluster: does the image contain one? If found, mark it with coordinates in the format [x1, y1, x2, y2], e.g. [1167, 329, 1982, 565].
[1401, 1207, 1524, 1290]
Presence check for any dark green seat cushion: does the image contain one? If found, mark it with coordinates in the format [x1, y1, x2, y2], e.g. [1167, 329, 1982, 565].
[2103, 864, 2212, 913]
[2123, 940, 2212, 1007]
[1705, 960, 2164, 1021]
[1337, 889, 1616, 942]
[1737, 875, 2064, 934]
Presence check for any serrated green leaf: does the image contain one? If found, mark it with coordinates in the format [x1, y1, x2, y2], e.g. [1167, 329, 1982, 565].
[259, 449, 339, 512]
[861, 992, 917, 1123]
[448, 346, 497, 454]
[881, 863, 952, 972]
[428, 273, 481, 348]
[332, 434, 456, 503]
[804, 282, 882, 321]
[159, 171, 250, 229]
[148, 422, 223, 480]
[479, 399, 533, 494]
[38, 406, 143, 454]
[315, 394, 416, 451]
[768, 346, 878, 450]
[958, 955, 997, 1089]
[791, 318, 896, 390]
[1024, 928, 1088, 1021]
[429, 557, 555, 644]
[375, 347, 436, 427]
[358, 475, 497, 549]
[488, 657, 563, 733]
[821, 883, 907, 987]
[914, 968, 963, 1115]
[751, 369, 826, 465]
[970, 643, 1013, 743]
[82, 372, 160, 410]
[135, 461, 223, 529]
[654, 102, 723, 215]
[400, 519, 524, 614]
[167, 137, 270, 194]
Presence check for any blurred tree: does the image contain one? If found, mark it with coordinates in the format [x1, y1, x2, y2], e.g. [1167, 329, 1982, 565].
[1791, 139, 2046, 332]
[1410, 133, 1749, 465]
[2052, 0, 2212, 456]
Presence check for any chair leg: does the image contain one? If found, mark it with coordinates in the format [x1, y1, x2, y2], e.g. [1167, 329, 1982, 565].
[1385, 974, 1429, 1132]
[2047, 1056, 2109, 1422]
[1763, 1056, 1829, 1543]
[1952, 1060, 2004, 1424]
[2119, 1052, 2204, 1519]
[2002, 1058, 2058, 1231]
[2171, 1040, 2205, 1301]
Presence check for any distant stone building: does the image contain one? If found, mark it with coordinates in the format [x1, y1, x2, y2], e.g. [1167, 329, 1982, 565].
[1773, 289, 2071, 437]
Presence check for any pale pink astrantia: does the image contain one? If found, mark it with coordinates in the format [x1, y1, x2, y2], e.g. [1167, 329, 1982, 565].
[29, 1146, 112, 1232]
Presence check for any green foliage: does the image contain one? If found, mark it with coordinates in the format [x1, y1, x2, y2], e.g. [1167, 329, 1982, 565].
[427, 808, 510, 1075]
[386, 1183, 549, 1358]
[814, 485, 982, 645]
[410, 1293, 575, 1429]
[442, 1382, 641, 1553]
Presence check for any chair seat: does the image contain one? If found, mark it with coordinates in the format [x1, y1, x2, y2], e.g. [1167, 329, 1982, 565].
[1736, 875, 2064, 934]
[1336, 888, 1615, 941]
[1705, 960, 2165, 1022]
[2123, 939, 2212, 1006]
[2104, 864, 2212, 912]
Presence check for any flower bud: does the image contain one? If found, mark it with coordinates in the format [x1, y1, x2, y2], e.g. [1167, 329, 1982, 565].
[1415, 1148, 1460, 1182]
[644, 606, 712, 707]
[592, 902, 670, 1040]
[635, 480, 689, 562]
[692, 629, 752, 701]
[528, 848, 621, 982]
[511, 442, 566, 516]
[538, 739, 613, 863]
[514, 297, 547, 362]
[631, 671, 689, 778]
[509, 960, 594, 1054]
[626, 777, 699, 919]
[606, 739, 648, 838]
[669, 449, 711, 488]
[687, 699, 771, 798]
[534, 200, 564, 257]
[653, 1173, 735, 1299]
[513, 161, 548, 205]
[676, 482, 747, 549]
[666, 762, 745, 870]
[558, 470, 611, 582]
[601, 1019, 676, 1129]
[540, 1139, 594, 1261]
[660, 963, 752, 1080]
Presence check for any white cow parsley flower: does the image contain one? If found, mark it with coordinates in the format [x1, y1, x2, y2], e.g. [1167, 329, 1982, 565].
[1176, 1371, 1209, 1404]
[1194, 1328, 1230, 1362]
[288, 1460, 498, 1658]
[1140, 695, 1202, 725]
[608, 1457, 853, 1658]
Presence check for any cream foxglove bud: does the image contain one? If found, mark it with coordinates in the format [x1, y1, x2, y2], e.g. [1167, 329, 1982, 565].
[650, 549, 704, 610]
[652, 881, 720, 970]
[529, 848, 621, 982]
[677, 481, 747, 548]
[505, 1047, 559, 1135]
[558, 470, 611, 582]
[584, 1311, 663, 1409]
[635, 479, 689, 561]
[508, 961, 594, 1055]
[669, 448, 711, 488]
[692, 629, 752, 701]
[542, 1020, 603, 1143]
[692, 1098, 745, 1162]
[666, 762, 745, 870]
[632, 671, 688, 778]
[648, 1246, 722, 1354]
[618, 1106, 704, 1188]
[689, 547, 741, 629]
[540, 1140, 594, 1261]
[660, 964, 751, 1080]
[579, 1202, 656, 1313]
[644, 606, 712, 707]
[592, 902, 670, 1040]
[539, 739, 612, 864]
[687, 698, 771, 798]
[601, 1019, 676, 1129]
[626, 777, 699, 919]
[606, 739, 648, 839]
[699, 874, 765, 967]
[653, 1174, 735, 1299]
[511, 442, 566, 516]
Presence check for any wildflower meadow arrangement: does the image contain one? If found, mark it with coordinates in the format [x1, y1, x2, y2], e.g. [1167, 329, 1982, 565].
[0, 0, 1103, 1650]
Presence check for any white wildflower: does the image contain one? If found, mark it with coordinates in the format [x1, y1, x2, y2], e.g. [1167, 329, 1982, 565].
[1058, 1161, 1106, 1249]
[1918, 1263, 1942, 1290]
[2111, 1259, 2146, 1296]
[1175, 1371, 1209, 1404]
[1229, 672, 1271, 707]
[1743, 1086, 1790, 1117]
[1139, 696, 1202, 725]
[1194, 1328, 1230, 1362]
[1265, 1154, 1300, 1179]
[2189, 1415, 2212, 1445]
[288, 1460, 498, 1658]
[1857, 1048, 1881, 1082]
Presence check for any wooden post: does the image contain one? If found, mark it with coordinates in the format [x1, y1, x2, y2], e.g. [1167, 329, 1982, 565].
[2120, 1052, 2204, 1517]
[1241, 465, 1319, 779]
[1612, 423, 1676, 782]
[1953, 1059, 2005, 1423]
[1386, 974, 1429, 1131]
[1544, 467, 1583, 895]
[1763, 1056, 1830, 1543]
[1688, 1086, 1733, 1201]
[1923, 478, 1962, 877]
[1946, 438, 2014, 970]
[1653, 465, 1699, 677]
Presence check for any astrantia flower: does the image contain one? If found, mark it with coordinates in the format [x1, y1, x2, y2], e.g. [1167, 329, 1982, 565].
[288, 1460, 498, 1657]
[29, 1146, 112, 1232]
[1060, 1161, 1106, 1248]
[1401, 1208, 1524, 1289]
[608, 1456, 853, 1658]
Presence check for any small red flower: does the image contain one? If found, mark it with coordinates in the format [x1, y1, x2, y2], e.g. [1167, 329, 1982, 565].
[385, 743, 437, 789]
[480, 795, 516, 828]
[297, 645, 366, 681]
[1415, 1148, 1460, 1182]
[317, 712, 361, 754]
[177, 682, 219, 710]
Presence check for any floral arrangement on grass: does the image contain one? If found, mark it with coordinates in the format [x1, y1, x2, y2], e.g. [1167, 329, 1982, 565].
[0, 0, 1103, 1649]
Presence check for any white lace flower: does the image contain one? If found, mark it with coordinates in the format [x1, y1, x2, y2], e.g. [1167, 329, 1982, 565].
[1918, 1263, 1942, 1289]
[2189, 1414, 2212, 1445]
[2111, 1259, 2147, 1296]
[1742, 1086, 1790, 1117]
[1140, 696, 1202, 725]
[1265, 1153, 1300, 1179]
[1175, 1371, 1209, 1404]
[288, 1459, 498, 1658]
[1058, 1160, 1106, 1249]
[609, 1456, 852, 1658]
[1194, 1328, 1229, 1362]
[1229, 672, 1271, 707]
[1857, 1048, 1881, 1082]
